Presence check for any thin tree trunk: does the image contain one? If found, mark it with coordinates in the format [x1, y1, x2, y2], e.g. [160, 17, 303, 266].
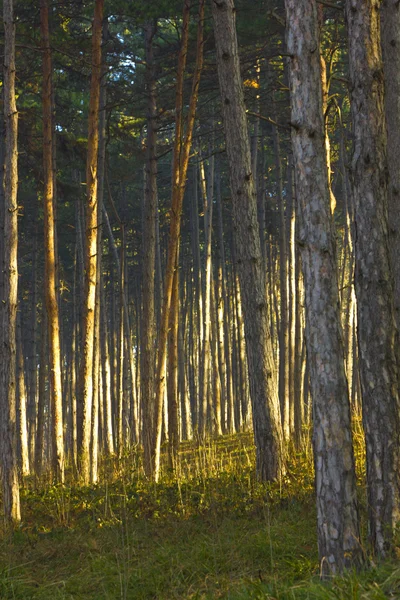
[78, 0, 104, 484]
[28, 224, 38, 465]
[199, 153, 214, 435]
[168, 265, 180, 470]
[273, 126, 290, 441]
[142, 20, 158, 476]
[41, 0, 64, 483]
[100, 279, 114, 455]
[17, 313, 30, 477]
[35, 308, 48, 481]
[153, 0, 204, 481]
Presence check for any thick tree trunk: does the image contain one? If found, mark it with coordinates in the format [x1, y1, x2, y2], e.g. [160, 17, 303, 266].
[286, 0, 361, 574]
[381, 1, 400, 331]
[211, 0, 284, 480]
[345, 0, 400, 556]
[1, 0, 21, 522]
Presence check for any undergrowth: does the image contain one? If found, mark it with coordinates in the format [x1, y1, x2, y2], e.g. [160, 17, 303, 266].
[0, 424, 397, 599]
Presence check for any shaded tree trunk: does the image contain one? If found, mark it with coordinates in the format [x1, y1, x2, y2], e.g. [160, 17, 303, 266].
[345, 0, 400, 557]
[286, 0, 361, 574]
[211, 0, 284, 480]
[381, 1, 400, 331]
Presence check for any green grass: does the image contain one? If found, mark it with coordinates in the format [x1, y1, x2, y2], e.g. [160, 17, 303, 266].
[0, 430, 398, 599]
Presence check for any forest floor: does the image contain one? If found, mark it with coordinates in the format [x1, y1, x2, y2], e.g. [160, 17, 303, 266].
[1, 427, 400, 599]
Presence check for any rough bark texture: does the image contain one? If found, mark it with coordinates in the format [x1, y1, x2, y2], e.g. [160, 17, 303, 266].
[346, 0, 400, 556]
[41, 0, 65, 484]
[381, 0, 400, 331]
[286, 0, 361, 574]
[1, 0, 21, 522]
[211, 0, 284, 481]
[79, 0, 104, 484]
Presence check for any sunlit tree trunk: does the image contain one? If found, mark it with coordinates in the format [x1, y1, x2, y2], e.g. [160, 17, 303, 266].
[153, 0, 204, 481]
[199, 154, 214, 435]
[79, 0, 104, 484]
[346, 0, 400, 557]
[168, 265, 180, 469]
[212, 0, 284, 480]
[41, 0, 64, 483]
[0, 0, 21, 522]
[90, 23, 107, 482]
[17, 314, 30, 477]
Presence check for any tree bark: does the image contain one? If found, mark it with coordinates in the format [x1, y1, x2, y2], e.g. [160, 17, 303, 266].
[211, 0, 284, 480]
[41, 0, 64, 484]
[286, 0, 361, 574]
[17, 313, 30, 477]
[142, 20, 158, 477]
[1, 0, 21, 522]
[381, 1, 400, 331]
[78, 0, 104, 484]
[152, 0, 204, 481]
[345, 0, 400, 556]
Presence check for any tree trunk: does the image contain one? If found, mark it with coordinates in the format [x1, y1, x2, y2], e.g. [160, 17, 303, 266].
[345, 0, 400, 557]
[286, 0, 361, 574]
[273, 126, 290, 441]
[1, 0, 21, 522]
[152, 0, 204, 481]
[167, 265, 180, 469]
[142, 20, 158, 477]
[381, 1, 400, 331]
[41, 0, 64, 483]
[17, 313, 30, 477]
[199, 153, 214, 435]
[78, 0, 104, 484]
[211, 0, 284, 480]
[35, 308, 47, 480]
